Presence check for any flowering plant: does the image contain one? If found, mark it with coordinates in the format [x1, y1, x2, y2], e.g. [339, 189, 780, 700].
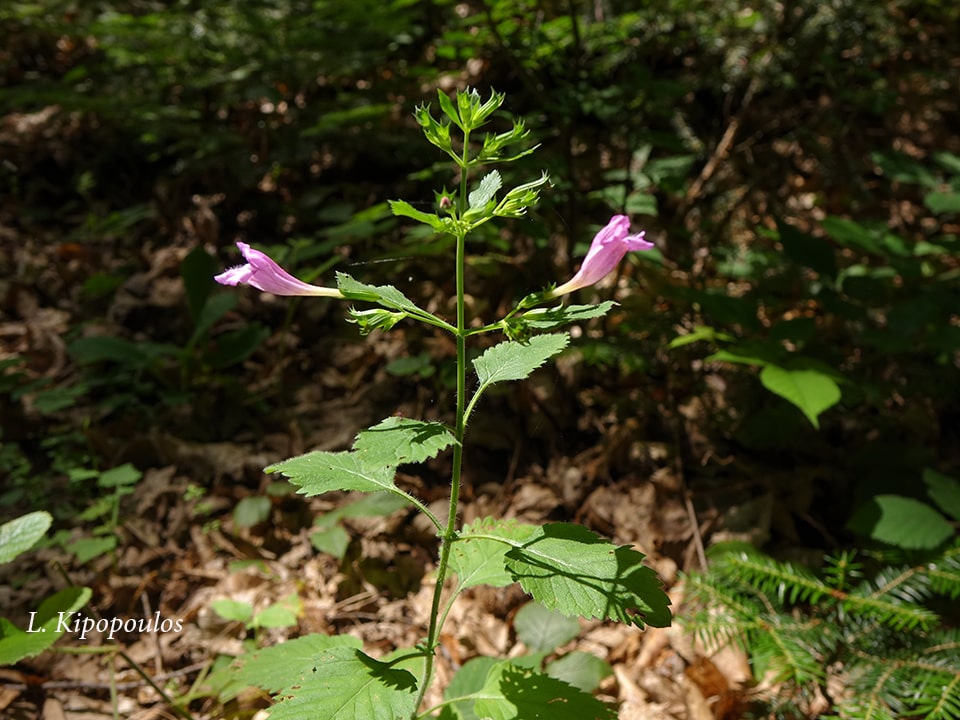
[216, 88, 669, 719]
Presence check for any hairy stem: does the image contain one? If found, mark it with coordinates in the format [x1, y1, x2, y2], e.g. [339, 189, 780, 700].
[413, 131, 473, 716]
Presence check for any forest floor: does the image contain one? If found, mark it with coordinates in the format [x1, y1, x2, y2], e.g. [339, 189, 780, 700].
[2, 225, 821, 720]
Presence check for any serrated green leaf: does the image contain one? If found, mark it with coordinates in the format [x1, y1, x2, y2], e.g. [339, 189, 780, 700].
[353, 416, 457, 466]
[474, 334, 568, 389]
[388, 199, 447, 232]
[924, 469, 960, 521]
[335, 272, 425, 316]
[474, 662, 616, 720]
[848, 495, 954, 550]
[469, 171, 502, 209]
[521, 302, 616, 331]
[504, 523, 671, 628]
[211, 598, 254, 623]
[546, 651, 613, 694]
[0, 586, 92, 665]
[260, 646, 418, 720]
[267, 451, 402, 498]
[0, 511, 52, 564]
[514, 602, 581, 653]
[237, 633, 361, 690]
[450, 518, 538, 589]
[759, 365, 841, 429]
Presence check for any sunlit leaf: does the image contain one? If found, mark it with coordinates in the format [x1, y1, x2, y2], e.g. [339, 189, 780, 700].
[0, 511, 52, 564]
[0, 587, 92, 665]
[514, 602, 581, 653]
[267, 451, 401, 498]
[848, 495, 954, 550]
[504, 523, 671, 628]
[759, 365, 841, 429]
[473, 662, 615, 720]
[474, 333, 569, 388]
[353, 416, 456, 466]
[450, 518, 538, 589]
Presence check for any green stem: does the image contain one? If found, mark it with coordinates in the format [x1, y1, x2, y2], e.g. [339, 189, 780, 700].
[413, 131, 473, 716]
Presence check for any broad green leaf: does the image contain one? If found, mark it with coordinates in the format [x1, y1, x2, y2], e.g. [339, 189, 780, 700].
[933, 150, 960, 175]
[546, 651, 613, 694]
[237, 633, 361, 690]
[0, 511, 52, 565]
[388, 199, 447, 232]
[514, 602, 580, 653]
[310, 524, 350, 559]
[759, 365, 841, 429]
[191, 291, 237, 344]
[450, 518, 538, 589]
[521, 302, 616, 330]
[439, 655, 499, 720]
[259, 646, 418, 720]
[208, 323, 269, 368]
[504, 523, 671, 628]
[311, 492, 410, 559]
[925, 191, 960, 214]
[211, 599, 254, 623]
[97, 463, 141, 488]
[335, 272, 426, 316]
[252, 593, 301, 629]
[848, 495, 954, 550]
[68, 335, 154, 368]
[474, 662, 615, 720]
[71, 536, 117, 564]
[267, 451, 402, 498]
[924, 469, 960, 521]
[233, 495, 271, 528]
[353, 416, 457, 466]
[474, 334, 569, 388]
[0, 586, 92, 665]
[469, 170, 501, 209]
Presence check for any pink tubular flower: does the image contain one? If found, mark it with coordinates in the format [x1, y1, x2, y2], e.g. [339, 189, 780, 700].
[215, 241, 343, 298]
[549, 215, 654, 298]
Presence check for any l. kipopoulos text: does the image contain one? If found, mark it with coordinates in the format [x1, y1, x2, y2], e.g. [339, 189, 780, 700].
[26, 612, 184, 641]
